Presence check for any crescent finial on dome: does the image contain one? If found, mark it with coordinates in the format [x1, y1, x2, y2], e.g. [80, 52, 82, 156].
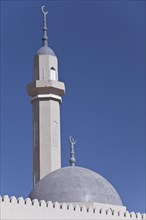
[69, 136, 76, 166]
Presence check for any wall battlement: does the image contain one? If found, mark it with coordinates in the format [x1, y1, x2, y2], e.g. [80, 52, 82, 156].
[0, 195, 145, 220]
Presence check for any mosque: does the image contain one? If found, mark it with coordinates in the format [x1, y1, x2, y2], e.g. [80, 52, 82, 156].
[0, 6, 145, 220]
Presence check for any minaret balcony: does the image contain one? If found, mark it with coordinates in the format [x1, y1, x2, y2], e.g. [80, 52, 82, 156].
[27, 80, 65, 97]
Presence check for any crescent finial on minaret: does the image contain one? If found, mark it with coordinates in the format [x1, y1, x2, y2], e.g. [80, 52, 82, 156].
[69, 136, 76, 166]
[41, 5, 48, 46]
[41, 5, 48, 15]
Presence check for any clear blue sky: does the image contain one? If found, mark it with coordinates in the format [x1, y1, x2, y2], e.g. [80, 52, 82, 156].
[1, 0, 145, 213]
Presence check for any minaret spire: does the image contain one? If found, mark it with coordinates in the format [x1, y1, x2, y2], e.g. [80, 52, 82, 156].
[69, 136, 76, 166]
[41, 5, 48, 46]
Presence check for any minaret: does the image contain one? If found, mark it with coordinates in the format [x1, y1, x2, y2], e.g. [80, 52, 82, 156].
[27, 6, 65, 186]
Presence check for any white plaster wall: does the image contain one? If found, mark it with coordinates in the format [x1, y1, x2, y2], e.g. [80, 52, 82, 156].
[1, 196, 145, 220]
[32, 98, 62, 185]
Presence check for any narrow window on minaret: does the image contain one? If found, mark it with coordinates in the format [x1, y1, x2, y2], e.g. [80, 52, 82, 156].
[42, 68, 45, 79]
[33, 173, 36, 186]
[50, 67, 56, 80]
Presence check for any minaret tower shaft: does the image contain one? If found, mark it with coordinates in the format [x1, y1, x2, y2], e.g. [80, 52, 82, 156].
[27, 6, 65, 186]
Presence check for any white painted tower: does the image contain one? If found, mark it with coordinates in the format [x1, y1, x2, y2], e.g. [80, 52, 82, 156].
[27, 6, 65, 186]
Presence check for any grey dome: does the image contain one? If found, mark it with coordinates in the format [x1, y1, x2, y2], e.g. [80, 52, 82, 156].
[29, 166, 123, 206]
[37, 46, 55, 56]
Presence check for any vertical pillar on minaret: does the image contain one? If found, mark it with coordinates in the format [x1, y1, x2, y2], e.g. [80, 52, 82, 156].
[27, 6, 65, 186]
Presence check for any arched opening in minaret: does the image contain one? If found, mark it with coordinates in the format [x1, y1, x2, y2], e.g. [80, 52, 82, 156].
[50, 67, 56, 80]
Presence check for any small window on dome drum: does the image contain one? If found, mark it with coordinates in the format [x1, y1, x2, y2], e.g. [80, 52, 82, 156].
[50, 67, 56, 80]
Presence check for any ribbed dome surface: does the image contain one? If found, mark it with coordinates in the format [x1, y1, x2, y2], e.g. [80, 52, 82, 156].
[29, 166, 123, 206]
[37, 46, 55, 56]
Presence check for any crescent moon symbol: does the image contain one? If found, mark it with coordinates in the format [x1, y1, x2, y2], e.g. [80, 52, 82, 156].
[69, 136, 76, 145]
[41, 5, 48, 15]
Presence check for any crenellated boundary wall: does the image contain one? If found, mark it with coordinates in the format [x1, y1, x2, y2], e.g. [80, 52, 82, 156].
[0, 195, 145, 220]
